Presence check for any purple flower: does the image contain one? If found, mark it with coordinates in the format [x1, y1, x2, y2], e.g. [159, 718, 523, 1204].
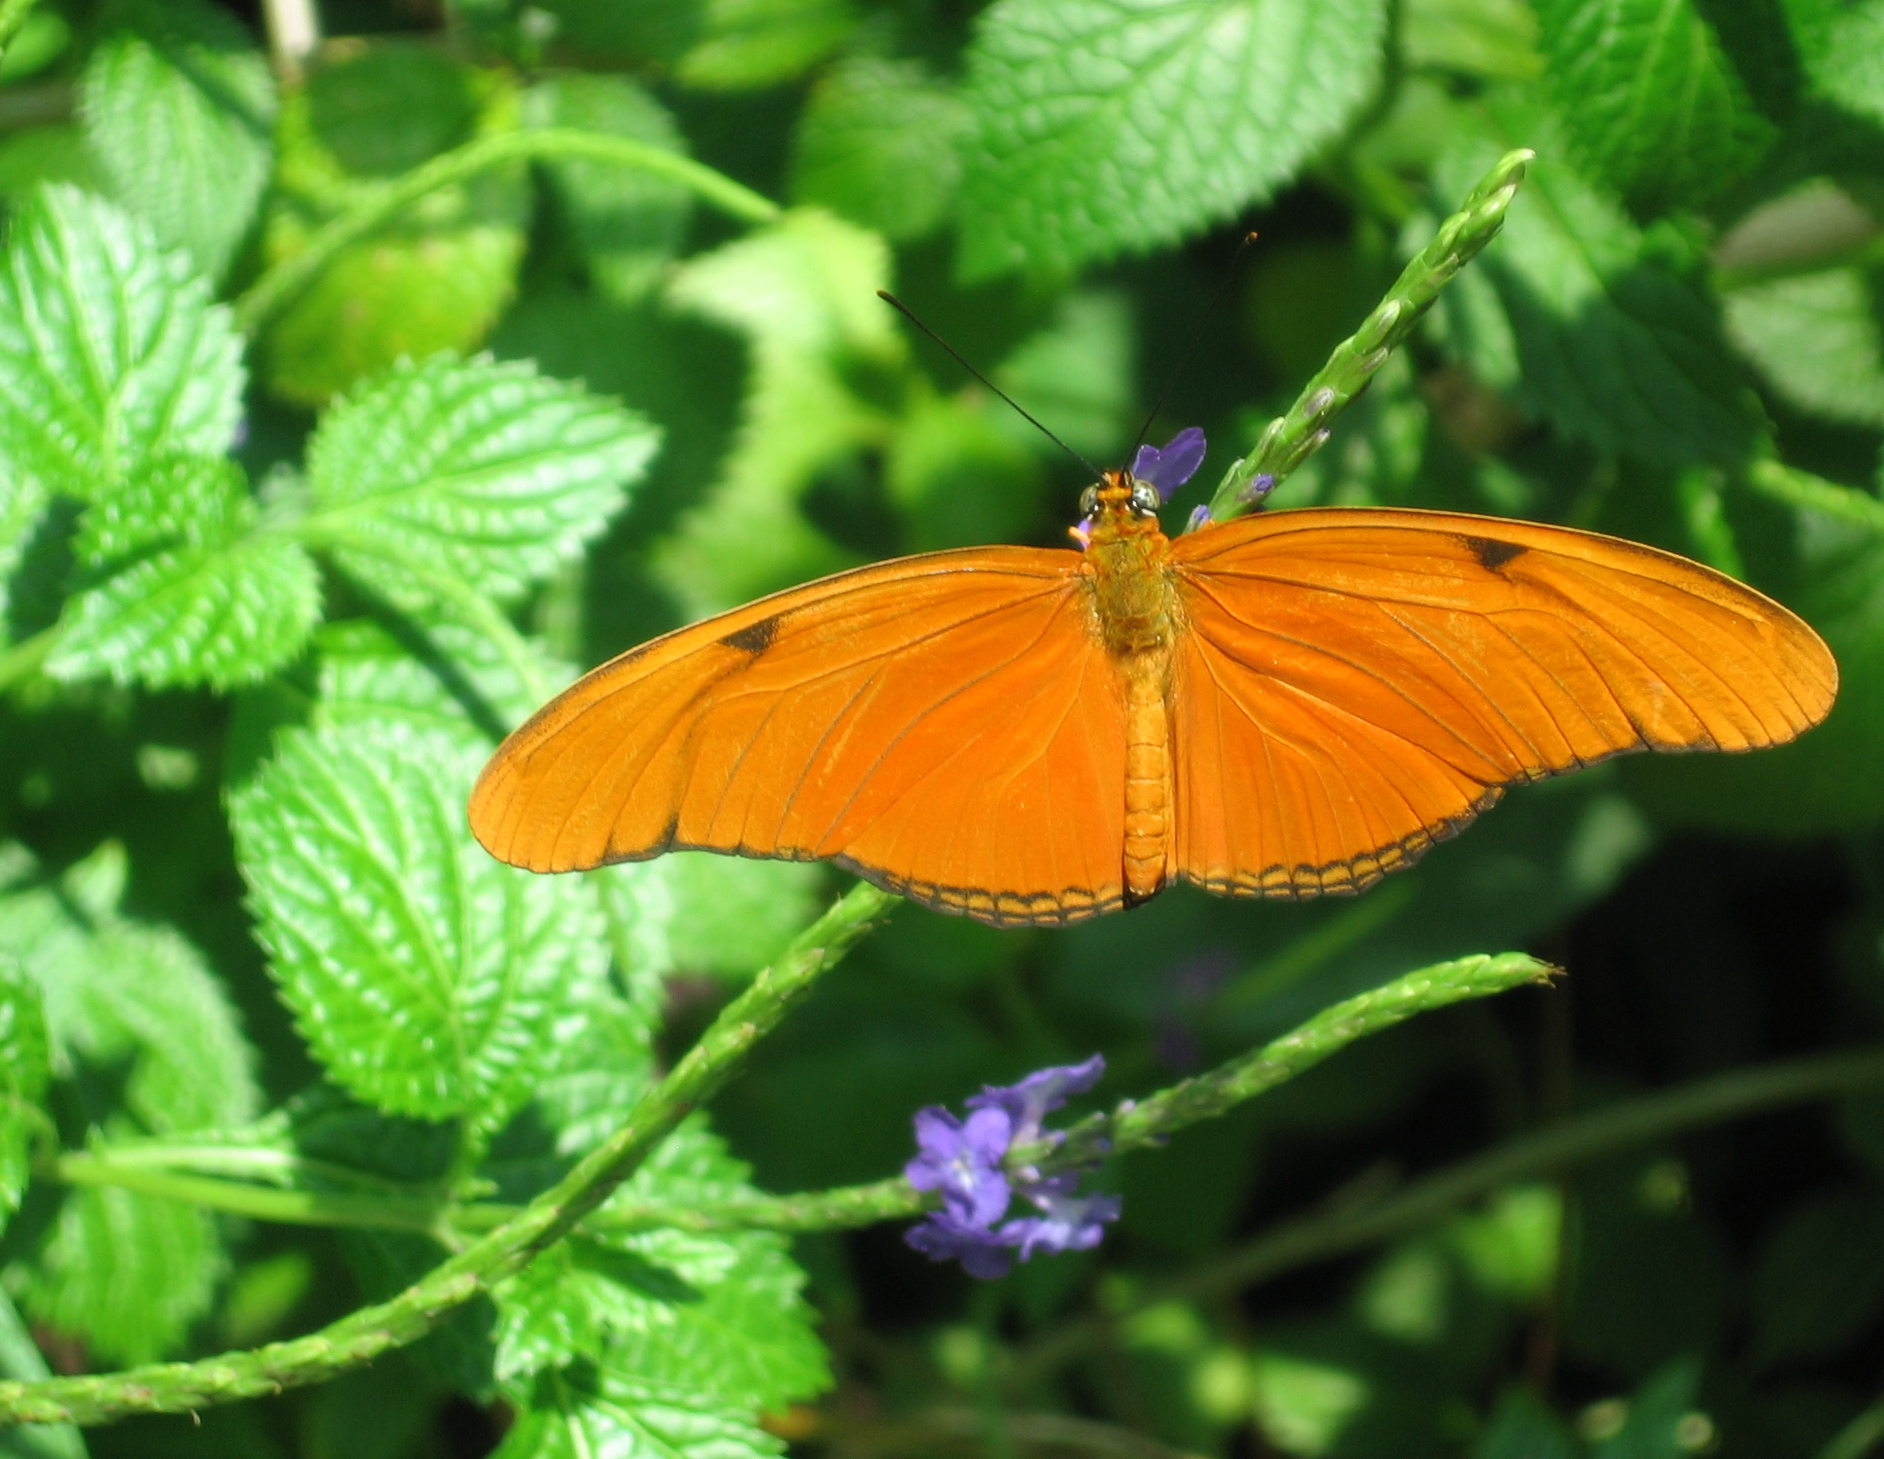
[906, 1206, 1017, 1279]
[1004, 1187, 1123, 1260]
[1185, 504, 1212, 534]
[1129, 427, 1207, 501]
[904, 1057, 1119, 1278]
[1238, 472, 1277, 507]
[967, 1054, 1104, 1149]
[905, 1105, 1012, 1227]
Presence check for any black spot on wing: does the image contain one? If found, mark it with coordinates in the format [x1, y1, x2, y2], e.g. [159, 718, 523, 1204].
[720, 614, 780, 654]
[1463, 535, 1527, 571]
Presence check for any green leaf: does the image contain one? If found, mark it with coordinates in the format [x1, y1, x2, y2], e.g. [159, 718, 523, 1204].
[1803, 0, 1884, 127]
[790, 58, 970, 241]
[0, 843, 259, 1135]
[0, 184, 243, 500]
[524, 75, 692, 304]
[303, 354, 658, 609]
[79, 0, 277, 280]
[674, 0, 856, 90]
[230, 721, 609, 1124]
[657, 209, 898, 615]
[0, 125, 107, 205]
[1534, 0, 1785, 212]
[958, 0, 1388, 279]
[25, 1184, 225, 1368]
[663, 856, 824, 980]
[1592, 1356, 1703, 1458]
[0, 956, 49, 1222]
[497, 1370, 784, 1459]
[994, 289, 1135, 460]
[311, 615, 571, 746]
[1725, 268, 1884, 428]
[260, 45, 530, 406]
[0, 843, 256, 1367]
[46, 455, 321, 689]
[1474, 1390, 1578, 1459]
[496, 1117, 828, 1409]
[1402, 0, 1542, 81]
[1750, 1189, 1884, 1367]
[1429, 116, 1759, 466]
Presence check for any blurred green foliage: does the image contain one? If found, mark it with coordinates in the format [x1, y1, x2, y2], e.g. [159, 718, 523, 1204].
[0, 0, 1874, 1455]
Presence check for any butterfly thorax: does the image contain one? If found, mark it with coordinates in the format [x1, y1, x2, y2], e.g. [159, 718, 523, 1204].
[1080, 471, 1182, 659]
[1079, 469, 1180, 905]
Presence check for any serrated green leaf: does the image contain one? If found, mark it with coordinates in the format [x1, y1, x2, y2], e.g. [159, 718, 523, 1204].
[0, 844, 255, 1367]
[302, 354, 657, 610]
[674, 0, 855, 90]
[46, 455, 321, 690]
[525, 75, 692, 304]
[0, 843, 259, 1135]
[23, 1183, 224, 1367]
[497, 1370, 784, 1459]
[657, 210, 897, 614]
[790, 58, 969, 241]
[1725, 267, 1884, 427]
[260, 46, 529, 406]
[958, 0, 1388, 279]
[311, 615, 572, 747]
[1430, 116, 1758, 466]
[80, 0, 276, 280]
[0, 956, 48, 1221]
[0, 185, 243, 500]
[1534, 0, 1784, 212]
[496, 1117, 828, 1408]
[231, 721, 609, 1124]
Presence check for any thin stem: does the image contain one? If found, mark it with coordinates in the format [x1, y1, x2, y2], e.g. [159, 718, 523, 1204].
[0, 881, 896, 1428]
[1745, 458, 1884, 534]
[1820, 1391, 1884, 1459]
[1205, 148, 1534, 522]
[260, 0, 318, 79]
[1013, 1042, 1884, 1382]
[233, 129, 782, 334]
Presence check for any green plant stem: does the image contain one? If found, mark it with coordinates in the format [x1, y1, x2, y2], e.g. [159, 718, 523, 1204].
[1013, 1041, 1884, 1383]
[232, 128, 782, 335]
[1745, 458, 1884, 534]
[1819, 1391, 1884, 1459]
[1029, 952, 1551, 1170]
[0, 880, 896, 1428]
[1205, 148, 1534, 522]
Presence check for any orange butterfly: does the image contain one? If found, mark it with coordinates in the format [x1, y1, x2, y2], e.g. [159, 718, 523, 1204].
[470, 429, 1837, 928]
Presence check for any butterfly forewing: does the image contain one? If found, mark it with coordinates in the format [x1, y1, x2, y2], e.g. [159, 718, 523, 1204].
[1167, 509, 1838, 896]
[469, 546, 1132, 925]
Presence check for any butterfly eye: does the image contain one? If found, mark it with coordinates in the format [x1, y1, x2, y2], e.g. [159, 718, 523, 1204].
[1078, 486, 1099, 516]
[1129, 483, 1161, 515]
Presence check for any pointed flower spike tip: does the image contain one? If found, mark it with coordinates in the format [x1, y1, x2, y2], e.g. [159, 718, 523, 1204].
[1129, 427, 1207, 500]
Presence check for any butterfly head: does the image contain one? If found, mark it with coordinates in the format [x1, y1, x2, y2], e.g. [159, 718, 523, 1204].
[1071, 428, 1205, 549]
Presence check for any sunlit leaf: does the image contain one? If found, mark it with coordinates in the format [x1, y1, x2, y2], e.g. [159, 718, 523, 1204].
[0, 955, 48, 1222]
[231, 721, 609, 1125]
[80, 0, 276, 280]
[303, 354, 658, 609]
[0, 185, 243, 500]
[497, 1370, 784, 1459]
[675, 0, 856, 90]
[47, 455, 321, 689]
[1726, 268, 1884, 428]
[958, 0, 1388, 278]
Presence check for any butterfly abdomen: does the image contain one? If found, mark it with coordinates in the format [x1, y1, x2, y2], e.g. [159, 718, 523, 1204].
[1121, 653, 1173, 905]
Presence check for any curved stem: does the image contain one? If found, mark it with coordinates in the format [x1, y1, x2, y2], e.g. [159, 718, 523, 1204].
[0, 623, 60, 695]
[1012, 1041, 1884, 1382]
[1745, 458, 1884, 534]
[0, 880, 896, 1428]
[232, 128, 783, 334]
[1205, 148, 1533, 521]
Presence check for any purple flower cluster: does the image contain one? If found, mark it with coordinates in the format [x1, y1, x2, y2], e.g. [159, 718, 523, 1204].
[903, 1056, 1121, 1279]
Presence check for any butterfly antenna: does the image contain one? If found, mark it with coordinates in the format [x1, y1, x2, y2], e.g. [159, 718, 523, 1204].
[1131, 231, 1260, 454]
[877, 290, 1104, 480]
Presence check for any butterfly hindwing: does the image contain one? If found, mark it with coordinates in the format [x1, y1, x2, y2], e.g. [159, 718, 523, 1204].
[1168, 508, 1837, 896]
